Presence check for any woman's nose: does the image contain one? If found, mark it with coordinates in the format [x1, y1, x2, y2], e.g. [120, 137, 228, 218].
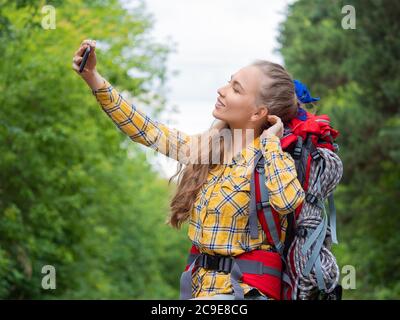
[217, 86, 226, 97]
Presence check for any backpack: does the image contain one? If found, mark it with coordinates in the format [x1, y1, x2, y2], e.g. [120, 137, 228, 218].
[180, 80, 343, 300]
[251, 107, 343, 300]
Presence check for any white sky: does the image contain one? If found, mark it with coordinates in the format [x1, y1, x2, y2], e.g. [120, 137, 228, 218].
[130, 0, 294, 177]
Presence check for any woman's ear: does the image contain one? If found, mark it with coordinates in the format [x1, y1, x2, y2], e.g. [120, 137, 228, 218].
[251, 105, 268, 121]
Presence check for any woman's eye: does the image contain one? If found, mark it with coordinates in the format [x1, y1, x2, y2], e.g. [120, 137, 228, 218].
[227, 80, 239, 93]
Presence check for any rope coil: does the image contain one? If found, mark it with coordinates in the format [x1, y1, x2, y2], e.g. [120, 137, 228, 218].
[288, 147, 343, 299]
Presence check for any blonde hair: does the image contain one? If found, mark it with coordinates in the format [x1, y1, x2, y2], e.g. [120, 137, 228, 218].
[166, 60, 299, 229]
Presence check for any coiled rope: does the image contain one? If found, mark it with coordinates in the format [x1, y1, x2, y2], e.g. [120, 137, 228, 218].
[288, 147, 343, 299]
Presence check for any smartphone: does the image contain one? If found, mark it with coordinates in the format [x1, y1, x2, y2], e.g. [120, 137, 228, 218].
[79, 46, 91, 73]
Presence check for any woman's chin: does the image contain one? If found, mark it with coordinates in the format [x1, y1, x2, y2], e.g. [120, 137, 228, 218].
[212, 107, 226, 119]
[212, 108, 222, 119]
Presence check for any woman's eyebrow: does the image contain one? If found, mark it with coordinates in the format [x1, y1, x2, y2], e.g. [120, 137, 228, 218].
[230, 75, 245, 92]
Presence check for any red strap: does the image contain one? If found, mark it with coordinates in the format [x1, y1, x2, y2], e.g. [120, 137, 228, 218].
[190, 245, 200, 254]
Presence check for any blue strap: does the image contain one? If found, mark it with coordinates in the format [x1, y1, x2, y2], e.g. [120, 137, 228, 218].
[301, 170, 326, 254]
[249, 151, 264, 239]
[300, 164, 330, 288]
[180, 255, 200, 299]
[315, 255, 327, 291]
[301, 215, 325, 254]
[303, 215, 328, 277]
[257, 157, 284, 255]
[235, 259, 281, 278]
[181, 257, 245, 300]
[328, 193, 338, 244]
[230, 261, 245, 300]
[282, 271, 293, 300]
[187, 253, 198, 264]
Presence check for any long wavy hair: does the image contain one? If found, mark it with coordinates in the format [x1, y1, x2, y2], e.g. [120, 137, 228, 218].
[166, 60, 299, 229]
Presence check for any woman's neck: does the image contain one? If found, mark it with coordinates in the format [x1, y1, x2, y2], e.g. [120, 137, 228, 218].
[226, 126, 263, 161]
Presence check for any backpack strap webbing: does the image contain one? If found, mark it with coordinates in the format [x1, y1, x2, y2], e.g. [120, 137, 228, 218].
[249, 151, 283, 255]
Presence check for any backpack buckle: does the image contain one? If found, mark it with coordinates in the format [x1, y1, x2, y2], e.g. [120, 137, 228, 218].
[201, 254, 219, 271]
[256, 165, 265, 174]
[218, 257, 233, 274]
[201, 254, 233, 274]
[255, 160, 265, 174]
[256, 201, 270, 211]
[305, 192, 318, 205]
[311, 150, 321, 161]
[293, 147, 302, 159]
[293, 136, 303, 159]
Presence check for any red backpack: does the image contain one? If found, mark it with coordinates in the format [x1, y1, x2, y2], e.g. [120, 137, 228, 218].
[258, 109, 343, 300]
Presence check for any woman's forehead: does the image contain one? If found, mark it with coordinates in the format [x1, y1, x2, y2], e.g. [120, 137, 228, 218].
[234, 66, 264, 93]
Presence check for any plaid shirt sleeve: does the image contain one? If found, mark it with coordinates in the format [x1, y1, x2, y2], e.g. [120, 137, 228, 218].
[92, 80, 192, 163]
[260, 135, 305, 215]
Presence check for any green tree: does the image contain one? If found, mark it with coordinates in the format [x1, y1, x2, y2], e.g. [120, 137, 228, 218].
[0, 0, 188, 299]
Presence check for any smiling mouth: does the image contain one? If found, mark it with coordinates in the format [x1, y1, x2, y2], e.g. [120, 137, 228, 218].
[215, 98, 226, 108]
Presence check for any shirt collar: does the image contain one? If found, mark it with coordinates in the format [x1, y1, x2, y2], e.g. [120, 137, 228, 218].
[229, 135, 261, 167]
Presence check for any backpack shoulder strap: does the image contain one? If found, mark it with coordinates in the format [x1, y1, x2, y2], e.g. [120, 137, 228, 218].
[249, 151, 283, 254]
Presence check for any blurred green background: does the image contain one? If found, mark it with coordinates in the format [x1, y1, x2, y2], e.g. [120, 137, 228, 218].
[0, 0, 399, 299]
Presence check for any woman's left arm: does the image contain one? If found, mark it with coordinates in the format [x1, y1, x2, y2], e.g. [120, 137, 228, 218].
[260, 133, 305, 215]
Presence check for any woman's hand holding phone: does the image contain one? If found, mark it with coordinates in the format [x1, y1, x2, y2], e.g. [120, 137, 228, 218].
[72, 39, 104, 91]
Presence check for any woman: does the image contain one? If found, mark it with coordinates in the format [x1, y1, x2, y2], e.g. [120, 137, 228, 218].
[72, 39, 305, 300]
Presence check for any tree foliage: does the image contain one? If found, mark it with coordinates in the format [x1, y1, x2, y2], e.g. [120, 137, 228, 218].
[0, 0, 189, 299]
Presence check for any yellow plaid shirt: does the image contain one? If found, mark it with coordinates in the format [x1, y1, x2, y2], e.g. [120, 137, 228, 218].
[93, 80, 305, 299]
